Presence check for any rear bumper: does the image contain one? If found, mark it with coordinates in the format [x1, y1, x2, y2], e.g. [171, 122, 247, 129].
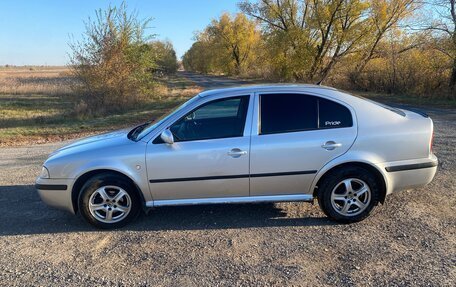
[382, 154, 438, 194]
[35, 177, 75, 214]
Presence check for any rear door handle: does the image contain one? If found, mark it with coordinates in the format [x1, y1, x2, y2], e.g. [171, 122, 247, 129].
[322, 141, 342, 150]
[227, 148, 247, 158]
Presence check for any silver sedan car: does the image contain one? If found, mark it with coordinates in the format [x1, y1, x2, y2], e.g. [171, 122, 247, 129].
[36, 85, 438, 228]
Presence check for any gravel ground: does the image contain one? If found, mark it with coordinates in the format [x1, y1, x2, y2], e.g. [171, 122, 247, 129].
[0, 75, 455, 286]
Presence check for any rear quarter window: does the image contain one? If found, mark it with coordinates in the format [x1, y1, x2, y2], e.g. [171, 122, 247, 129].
[318, 98, 353, 129]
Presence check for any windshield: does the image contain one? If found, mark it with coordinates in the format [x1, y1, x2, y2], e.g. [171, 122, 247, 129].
[131, 95, 200, 141]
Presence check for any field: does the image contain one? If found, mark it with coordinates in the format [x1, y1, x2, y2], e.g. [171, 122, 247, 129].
[0, 67, 200, 146]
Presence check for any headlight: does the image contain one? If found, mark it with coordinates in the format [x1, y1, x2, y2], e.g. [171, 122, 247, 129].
[40, 166, 50, 179]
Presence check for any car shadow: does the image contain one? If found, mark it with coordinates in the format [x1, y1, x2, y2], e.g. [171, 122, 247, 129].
[0, 185, 336, 236]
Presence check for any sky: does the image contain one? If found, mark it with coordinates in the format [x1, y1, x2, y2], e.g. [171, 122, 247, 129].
[0, 0, 239, 66]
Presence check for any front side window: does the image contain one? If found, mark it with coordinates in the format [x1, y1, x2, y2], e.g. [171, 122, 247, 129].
[166, 96, 249, 142]
[133, 95, 200, 141]
[260, 93, 353, 134]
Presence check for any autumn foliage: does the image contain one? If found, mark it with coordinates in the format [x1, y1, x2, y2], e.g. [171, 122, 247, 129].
[69, 3, 179, 115]
[183, 0, 456, 99]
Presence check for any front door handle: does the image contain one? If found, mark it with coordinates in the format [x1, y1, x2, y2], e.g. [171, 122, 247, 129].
[227, 148, 248, 158]
[322, 141, 342, 151]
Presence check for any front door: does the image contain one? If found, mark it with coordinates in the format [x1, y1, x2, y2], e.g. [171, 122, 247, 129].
[146, 95, 252, 201]
[249, 93, 357, 196]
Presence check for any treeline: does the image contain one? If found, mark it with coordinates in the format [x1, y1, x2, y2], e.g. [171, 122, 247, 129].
[69, 2, 178, 115]
[183, 0, 456, 98]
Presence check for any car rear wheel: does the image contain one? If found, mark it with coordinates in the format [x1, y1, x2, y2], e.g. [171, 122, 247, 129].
[317, 166, 380, 223]
[78, 173, 140, 229]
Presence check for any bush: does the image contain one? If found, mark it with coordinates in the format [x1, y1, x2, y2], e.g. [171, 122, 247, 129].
[339, 40, 452, 99]
[69, 2, 157, 116]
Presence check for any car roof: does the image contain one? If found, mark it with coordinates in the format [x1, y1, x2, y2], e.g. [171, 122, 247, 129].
[198, 84, 338, 97]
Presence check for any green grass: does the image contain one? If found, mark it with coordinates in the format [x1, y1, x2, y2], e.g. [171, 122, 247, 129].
[0, 95, 187, 145]
[0, 74, 200, 145]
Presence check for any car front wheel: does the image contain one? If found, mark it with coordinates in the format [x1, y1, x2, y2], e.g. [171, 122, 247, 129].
[317, 166, 380, 223]
[78, 173, 140, 229]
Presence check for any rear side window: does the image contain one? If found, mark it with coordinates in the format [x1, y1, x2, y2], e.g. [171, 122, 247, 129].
[318, 98, 353, 129]
[260, 94, 318, 134]
[260, 93, 352, 134]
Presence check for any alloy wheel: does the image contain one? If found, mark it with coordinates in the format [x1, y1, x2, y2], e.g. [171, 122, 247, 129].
[88, 185, 132, 224]
[330, 178, 371, 217]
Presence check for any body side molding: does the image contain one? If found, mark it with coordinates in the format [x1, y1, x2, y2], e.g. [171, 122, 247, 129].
[149, 170, 318, 183]
[35, 184, 68, 190]
[385, 161, 437, 172]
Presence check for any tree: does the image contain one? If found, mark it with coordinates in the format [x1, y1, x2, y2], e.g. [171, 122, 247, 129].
[182, 13, 260, 76]
[425, 0, 456, 91]
[349, 0, 417, 84]
[149, 40, 178, 74]
[206, 13, 261, 75]
[69, 2, 156, 114]
[182, 35, 219, 74]
[239, 0, 373, 82]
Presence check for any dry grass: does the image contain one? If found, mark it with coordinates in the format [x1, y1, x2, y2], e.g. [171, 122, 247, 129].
[0, 66, 202, 146]
[0, 66, 75, 95]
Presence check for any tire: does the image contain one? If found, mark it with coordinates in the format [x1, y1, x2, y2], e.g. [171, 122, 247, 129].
[317, 166, 380, 223]
[78, 173, 141, 229]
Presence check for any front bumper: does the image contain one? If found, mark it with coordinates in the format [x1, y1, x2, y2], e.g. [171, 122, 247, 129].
[35, 177, 76, 214]
[382, 154, 438, 195]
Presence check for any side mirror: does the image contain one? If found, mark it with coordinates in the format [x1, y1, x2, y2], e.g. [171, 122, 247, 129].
[160, 129, 174, 144]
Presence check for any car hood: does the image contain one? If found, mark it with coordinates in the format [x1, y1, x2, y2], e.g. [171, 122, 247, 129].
[55, 129, 131, 154]
[43, 127, 149, 179]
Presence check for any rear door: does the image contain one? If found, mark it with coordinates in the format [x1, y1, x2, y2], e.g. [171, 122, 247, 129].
[249, 92, 357, 196]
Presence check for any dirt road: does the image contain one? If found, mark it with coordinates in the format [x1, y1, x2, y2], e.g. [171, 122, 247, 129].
[1, 73, 455, 286]
[178, 71, 256, 88]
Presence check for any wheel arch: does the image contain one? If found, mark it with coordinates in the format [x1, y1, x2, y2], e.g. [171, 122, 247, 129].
[71, 169, 146, 213]
[312, 161, 388, 204]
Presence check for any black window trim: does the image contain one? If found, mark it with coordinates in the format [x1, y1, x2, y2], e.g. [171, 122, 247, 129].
[153, 95, 251, 144]
[258, 93, 354, 136]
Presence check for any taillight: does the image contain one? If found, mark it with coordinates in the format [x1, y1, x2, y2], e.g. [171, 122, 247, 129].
[430, 131, 434, 154]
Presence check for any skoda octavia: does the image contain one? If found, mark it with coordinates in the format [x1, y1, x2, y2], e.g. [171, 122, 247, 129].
[36, 85, 438, 228]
